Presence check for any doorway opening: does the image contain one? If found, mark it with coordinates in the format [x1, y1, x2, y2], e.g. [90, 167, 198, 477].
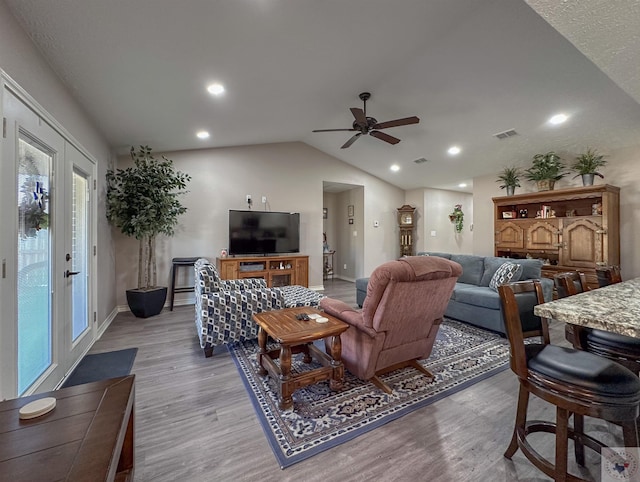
[322, 182, 364, 284]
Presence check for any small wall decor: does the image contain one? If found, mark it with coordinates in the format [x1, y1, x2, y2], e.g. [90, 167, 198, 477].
[449, 204, 464, 233]
[323, 207, 328, 219]
[348, 218, 354, 225]
[347, 205, 354, 217]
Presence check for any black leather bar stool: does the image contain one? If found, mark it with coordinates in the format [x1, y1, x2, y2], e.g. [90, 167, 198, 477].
[596, 265, 623, 287]
[555, 270, 640, 376]
[169, 257, 200, 311]
[498, 280, 640, 481]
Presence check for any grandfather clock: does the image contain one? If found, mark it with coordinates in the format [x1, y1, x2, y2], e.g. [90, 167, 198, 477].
[397, 205, 416, 257]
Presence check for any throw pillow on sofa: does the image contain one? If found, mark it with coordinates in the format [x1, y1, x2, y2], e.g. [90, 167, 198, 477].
[489, 262, 520, 291]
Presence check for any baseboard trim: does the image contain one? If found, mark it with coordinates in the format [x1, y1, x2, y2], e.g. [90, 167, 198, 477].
[336, 276, 356, 283]
[118, 296, 195, 313]
[97, 306, 119, 337]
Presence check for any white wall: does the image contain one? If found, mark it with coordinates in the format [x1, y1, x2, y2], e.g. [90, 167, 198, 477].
[0, 2, 115, 325]
[335, 187, 364, 281]
[406, 188, 474, 254]
[473, 144, 640, 278]
[114, 142, 404, 306]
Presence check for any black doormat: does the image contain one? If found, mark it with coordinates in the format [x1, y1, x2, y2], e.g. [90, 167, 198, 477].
[61, 348, 138, 388]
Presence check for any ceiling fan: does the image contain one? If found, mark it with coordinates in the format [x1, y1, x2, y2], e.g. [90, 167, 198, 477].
[313, 92, 420, 149]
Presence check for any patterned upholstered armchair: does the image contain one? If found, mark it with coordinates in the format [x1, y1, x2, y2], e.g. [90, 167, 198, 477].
[194, 258, 285, 357]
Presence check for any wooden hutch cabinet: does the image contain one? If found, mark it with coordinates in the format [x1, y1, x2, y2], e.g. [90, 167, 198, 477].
[216, 254, 309, 288]
[492, 185, 620, 289]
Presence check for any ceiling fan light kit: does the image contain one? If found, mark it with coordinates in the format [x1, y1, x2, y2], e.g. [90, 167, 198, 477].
[313, 92, 420, 148]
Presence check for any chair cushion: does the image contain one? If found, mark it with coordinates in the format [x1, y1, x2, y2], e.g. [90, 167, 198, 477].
[450, 254, 485, 285]
[451, 285, 502, 310]
[489, 262, 520, 291]
[172, 257, 200, 264]
[587, 329, 640, 358]
[526, 344, 640, 397]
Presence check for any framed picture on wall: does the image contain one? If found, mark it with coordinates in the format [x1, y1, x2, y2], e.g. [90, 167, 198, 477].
[323, 208, 328, 219]
[347, 205, 354, 217]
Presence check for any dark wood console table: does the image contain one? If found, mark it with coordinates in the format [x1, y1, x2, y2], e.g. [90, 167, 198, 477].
[0, 375, 135, 481]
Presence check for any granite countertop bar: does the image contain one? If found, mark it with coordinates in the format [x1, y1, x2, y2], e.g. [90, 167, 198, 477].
[534, 278, 640, 338]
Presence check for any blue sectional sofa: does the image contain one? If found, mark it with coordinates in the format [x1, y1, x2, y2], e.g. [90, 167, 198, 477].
[356, 252, 553, 335]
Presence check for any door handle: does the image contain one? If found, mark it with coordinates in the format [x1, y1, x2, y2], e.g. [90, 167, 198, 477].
[65, 270, 80, 278]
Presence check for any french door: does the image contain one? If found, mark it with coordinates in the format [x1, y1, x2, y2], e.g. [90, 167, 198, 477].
[64, 144, 94, 366]
[1, 85, 95, 398]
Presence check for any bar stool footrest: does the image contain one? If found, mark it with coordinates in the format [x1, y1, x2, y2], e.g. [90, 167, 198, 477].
[516, 420, 606, 482]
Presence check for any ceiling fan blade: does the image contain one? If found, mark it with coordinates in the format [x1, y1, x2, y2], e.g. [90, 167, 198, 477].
[370, 130, 400, 145]
[372, 116, 420, 130]
[341, 133, 362, 149]
[312, 128, 358, 132]
[350, 107, 367, 125]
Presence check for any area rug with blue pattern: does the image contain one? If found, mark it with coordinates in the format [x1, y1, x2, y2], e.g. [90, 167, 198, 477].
[228, 318, 509, 468]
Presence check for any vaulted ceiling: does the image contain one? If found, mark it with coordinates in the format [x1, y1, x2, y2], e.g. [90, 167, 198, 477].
[5, 0, 640, 192]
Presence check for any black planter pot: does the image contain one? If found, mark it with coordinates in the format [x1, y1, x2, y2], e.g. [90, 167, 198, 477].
[126, 287, 167, 318]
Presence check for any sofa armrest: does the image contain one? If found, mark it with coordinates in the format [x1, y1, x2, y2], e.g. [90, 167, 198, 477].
[537, 277, 554, 302]
[320, 298, 377, 337]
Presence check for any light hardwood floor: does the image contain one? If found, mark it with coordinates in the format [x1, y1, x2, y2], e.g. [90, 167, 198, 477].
[92, 279, 621, 481]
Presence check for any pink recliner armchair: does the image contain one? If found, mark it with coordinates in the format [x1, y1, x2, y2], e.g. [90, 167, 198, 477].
[320, 256, 462, 393]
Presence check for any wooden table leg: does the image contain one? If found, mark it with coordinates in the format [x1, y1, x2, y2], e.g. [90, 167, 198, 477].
[301, 343, 312, 364]
[327, 335, 344, 391]
[117, 397, 135, 477]
[257, 327, 267, 376]
[279, 344, 293, 410]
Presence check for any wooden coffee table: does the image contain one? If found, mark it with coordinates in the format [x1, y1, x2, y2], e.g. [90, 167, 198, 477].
[253, 307, 349, 410]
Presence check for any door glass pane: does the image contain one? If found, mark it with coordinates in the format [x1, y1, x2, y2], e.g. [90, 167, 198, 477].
[17, 135, 52, 395]
[71, 170, 89, 341]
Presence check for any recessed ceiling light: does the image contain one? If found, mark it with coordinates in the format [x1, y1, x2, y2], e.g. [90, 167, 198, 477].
[459, 183, 467, 188]
[207, 83, 225, 96]
[447, 146, 461, 156]
[196, 131, 210, 139]
[390, 164, 400, 172]
[548, 113, 568, 125]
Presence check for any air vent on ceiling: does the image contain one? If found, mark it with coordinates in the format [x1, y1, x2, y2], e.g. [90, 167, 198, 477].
[493, 129, 518, 140]
[414, 157, 429, 164]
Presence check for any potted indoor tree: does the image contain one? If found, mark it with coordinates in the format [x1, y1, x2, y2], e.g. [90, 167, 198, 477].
[524, 151, 567, 191]
[571, 148, 607, 186]
[496, 166, 521, 196]
[107, 146, 191, 318]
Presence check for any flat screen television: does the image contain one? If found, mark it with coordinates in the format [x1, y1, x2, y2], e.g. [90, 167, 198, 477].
[228, 210, 300, 256]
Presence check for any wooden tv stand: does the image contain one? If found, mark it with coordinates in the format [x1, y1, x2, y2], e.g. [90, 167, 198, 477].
[217, 254, 309, 287]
